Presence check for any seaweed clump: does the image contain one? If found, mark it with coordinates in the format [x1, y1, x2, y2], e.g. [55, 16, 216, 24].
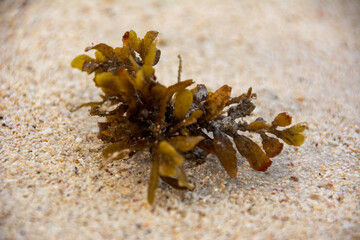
[71, 30, 306, 204]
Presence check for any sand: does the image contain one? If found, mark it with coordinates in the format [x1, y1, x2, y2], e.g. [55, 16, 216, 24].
[1, 0, 359, 239]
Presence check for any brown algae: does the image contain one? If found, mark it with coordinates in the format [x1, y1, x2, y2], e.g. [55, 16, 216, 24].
[71, 30, 306, 204]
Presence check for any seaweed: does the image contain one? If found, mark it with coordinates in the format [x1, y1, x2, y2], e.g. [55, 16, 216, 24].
[71, 30, 307, 204]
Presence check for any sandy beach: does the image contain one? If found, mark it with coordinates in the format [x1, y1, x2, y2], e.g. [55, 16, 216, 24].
[1, 0, 359, 239]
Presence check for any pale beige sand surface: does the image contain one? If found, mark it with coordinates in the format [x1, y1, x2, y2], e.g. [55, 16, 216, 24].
[1, 0, 359, 239]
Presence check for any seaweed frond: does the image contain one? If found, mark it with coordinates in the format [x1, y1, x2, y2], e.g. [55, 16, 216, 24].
[71, 30, 307, 205]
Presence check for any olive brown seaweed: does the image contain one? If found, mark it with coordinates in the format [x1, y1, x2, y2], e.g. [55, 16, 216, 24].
[71, 30, 306, 204]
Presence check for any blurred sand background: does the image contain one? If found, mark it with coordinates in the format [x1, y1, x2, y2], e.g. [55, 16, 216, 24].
[1, 0, 359, 239]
